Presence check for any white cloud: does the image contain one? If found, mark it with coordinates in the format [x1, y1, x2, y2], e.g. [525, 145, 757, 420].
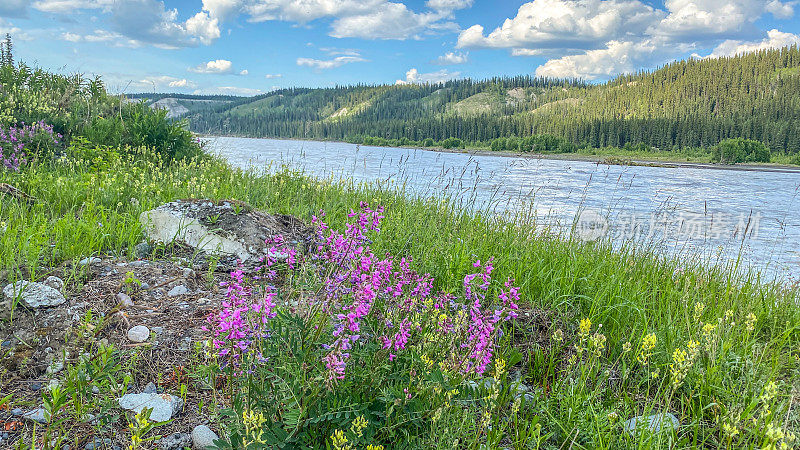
[189, 59, 234, 73]
[766, 0, 795, 18]
[329, 3, 445, 40]
[296, 55, 366, 69]
[425, 0, 473, 12]
[434, 51, 468, 64]
[185, 11, 220, 45]
[60, 29, 142, 47]
[396, 68, 460, 84]
[457, 0, 664, 53]
[534, 40, 656, 80]
[239, 69, 248, 75]
[264, 73, 283, 79]
[32, 0, 112, 14]
[201, 0, 243, 21]
[706, 28, 800, 58]
[133, 75, 197, 90]
[0, 18, 23, 37]
[0, 0, 31, 17]
[652, 0, 795, 39]
[198, 86, 263, 95]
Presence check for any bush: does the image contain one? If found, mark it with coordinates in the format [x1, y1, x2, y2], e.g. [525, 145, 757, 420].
[205, 205, 519, 447]
[712, 138, 771, 164]
[0, 121, 62, 170]
[441, 137, 464, 149]
[490, 138, 506, 151]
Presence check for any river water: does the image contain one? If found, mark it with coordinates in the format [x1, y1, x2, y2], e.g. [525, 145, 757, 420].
[207, 136, 800, 283]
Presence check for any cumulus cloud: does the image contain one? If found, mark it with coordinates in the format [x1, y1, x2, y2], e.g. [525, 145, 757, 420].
[264, 73, 283, 78]
[189, 59, 234, 74]
[329, 3, 445, 40]
[425, 0, 474, 12]
[198, 86, 264, 95]
[239, 69, 248, 75]
[534, 40, 657, 79]
[396, 68, 460, 84]
[706, 28, 800, 58]
[434, 51, 468, 65]
[653, 0, 795, 40]
[457, 0, 664, 53]
[32, 0, 112, 14]
[297, 55, 366, 69]
[0, 18, 23, 36]
[134, 75, 197, 90]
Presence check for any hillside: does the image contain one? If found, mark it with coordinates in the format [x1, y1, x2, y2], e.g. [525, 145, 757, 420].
[126, 93, 240, 119]
[187, 46, 800, 153]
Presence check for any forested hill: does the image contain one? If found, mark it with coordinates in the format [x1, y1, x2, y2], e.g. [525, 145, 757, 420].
[187, 46, 800, 153]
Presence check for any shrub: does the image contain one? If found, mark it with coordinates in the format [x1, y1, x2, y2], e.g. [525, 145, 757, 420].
[490, 138, 506, 151]
[712, 138, 770, 164]
[0, 120, 62, 170]
[204, 204, 519, 447]
[441, 137, 464, 149]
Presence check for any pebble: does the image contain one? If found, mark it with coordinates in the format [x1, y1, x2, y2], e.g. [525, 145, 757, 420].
[142, 382, 158, 394]
[159, 432, 192, 450]
[22, 408, 47, 424]
[116, 292, 134, 307]
[30, 382, 43, 391]
[167, 285, 189, 297]
[130, 260, 148, 267]
[84, 438, 112, 449]
[152, 326, 164, 335]
[140, 282, 150, 290]
[118, 393, 184, 422]
[11, 407, 23, 416]
[182, 268, 195, 278]
[191, 425, 219, 449]
[46, 359, 65, 375]
[78, 257, 101, 266]
[135, 242, 153, 259]
[3, 280, 67, 308]
[127, 325, 150, 343]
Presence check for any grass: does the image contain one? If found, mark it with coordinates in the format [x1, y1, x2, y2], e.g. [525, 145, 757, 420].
[1, 139, 799, 448]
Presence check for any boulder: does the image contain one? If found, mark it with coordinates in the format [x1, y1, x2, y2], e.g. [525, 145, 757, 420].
[191, 425, 219, 449]
[43, 276, 64, 291]
[118, 393, 183, 422]
[3, 281, 66, 308]
[139, 199, 310, 270]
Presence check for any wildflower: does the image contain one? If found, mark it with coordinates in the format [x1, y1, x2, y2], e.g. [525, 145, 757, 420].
[694, 302, 705, 321]
[589, 332, 606, 357]
[579, 318, 592, 338]
[366, 445, 384, 450]
[330, 429, 351, 450]
[702, 322, 717, 351]
[494, 357, 506, 379]
[607, 411, 619, 422]
[622, 341, 632, 353]
[746, 312, 757, 331]
[670, 340, 699, 389]
[351, 415, 368, 437]
[552, 328, 564, 343]
[722, 421, 739, 439]
[637, 333, 657, 365]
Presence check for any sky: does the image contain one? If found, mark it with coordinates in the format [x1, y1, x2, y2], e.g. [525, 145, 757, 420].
[1, 0, 799, 95]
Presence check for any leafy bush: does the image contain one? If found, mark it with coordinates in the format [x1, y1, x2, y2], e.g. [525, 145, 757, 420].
[441, 137, 464, 149]
[203, 204, 519, 447]
[712, 138, 771, 164]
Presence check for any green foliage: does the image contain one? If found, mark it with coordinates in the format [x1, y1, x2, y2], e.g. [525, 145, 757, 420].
[712, 138, 771, 164]
[190, 46, 800, 154]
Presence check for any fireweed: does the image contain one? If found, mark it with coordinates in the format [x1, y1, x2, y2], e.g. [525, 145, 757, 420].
[0, 120, 61, 170]
[203, 203, 520, 446]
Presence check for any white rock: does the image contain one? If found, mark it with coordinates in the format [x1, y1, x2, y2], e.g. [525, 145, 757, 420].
[43, 276, 64, 291]
[140, 208, 251, 261]
[191, 424, 219, 449]
[79, 257, 101, 266]
[22, 408, 48, 424]
[119, 393, 183, 422]
[3, 281, 66, 308]
[127, 325, 150, 342]
[117, 292, 134, 307]
[168, 285, 189, 297]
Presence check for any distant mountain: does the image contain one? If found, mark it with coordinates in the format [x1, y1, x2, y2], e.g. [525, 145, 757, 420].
[186, 46, 800, 153]
[126, 93, 241, 119]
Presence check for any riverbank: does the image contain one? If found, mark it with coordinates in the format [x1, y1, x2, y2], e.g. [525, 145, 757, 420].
[2, 143, 799, 448]
[202, 134, 800, 174]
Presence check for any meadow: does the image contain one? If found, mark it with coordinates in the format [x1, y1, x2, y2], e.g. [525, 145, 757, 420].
[1, 64, 799, 449]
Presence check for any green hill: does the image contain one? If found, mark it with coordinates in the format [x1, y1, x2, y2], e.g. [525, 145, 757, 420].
[188, 46, 800, 153]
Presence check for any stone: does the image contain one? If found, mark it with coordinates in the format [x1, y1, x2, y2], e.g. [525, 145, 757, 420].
[127, 325, 150, 343]
[140, 282, 151, 290]
[43, 276, 64, 291]
[11, 407, 23, 416]
[30, 382, 42, 391]
[3, 281, 67, 308]
[168, 285, 189, 297]
[22, 408, 48, 424]
[118, 393, 183, 422]
[135, 242, 153, 259]
[191, 425, 219, 449]
[142, 382, 158, 394]
[623, 413, 680, 434]
[117, 292, 134, 307]
[139, 199, 310, 270]
[160, 432, 192, 450]
[79, 257, 101, 266]
[182, 268, 195, 278]
[46, 359, 64, 375]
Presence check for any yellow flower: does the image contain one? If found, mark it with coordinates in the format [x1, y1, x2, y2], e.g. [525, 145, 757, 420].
[330, 429, 351, 450]
[637, 333, 657, 365]
[694, 302, 705, 321]
[746, 312, 757, 331]
[579, 318, 592, 337]
[351, 415, 368, 437]
[552, 328, 564, 343]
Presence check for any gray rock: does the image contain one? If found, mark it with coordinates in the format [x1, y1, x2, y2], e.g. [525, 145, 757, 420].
[182, 268, 195, 279]
[142, 382, 158, 394]
[46, 359, 65, 375]
[118, 393, 183, 422]
[623, 413, 680, 434]
[152, 326, 164, 335]
[11, 407, 23, 416]
[92, 385, 100, 394]
[79, 257, 101, 266]
[135, 242, 153, 259]
[3, 281, 67, 308]
[140, 282, 151, 290]
[23, 408, 48, 424]
[160, 432, 192, 450]
[168, 285, 189, 297]
[117, 292, 134, 307]
[43, 276, 64, 291]
[127, 325, 150, 343]
[191, 425, 219, 449]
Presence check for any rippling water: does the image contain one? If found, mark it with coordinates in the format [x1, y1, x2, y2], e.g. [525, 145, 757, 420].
[207, 136, 800, 282]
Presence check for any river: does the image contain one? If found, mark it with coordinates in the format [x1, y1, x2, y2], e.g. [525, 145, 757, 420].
[206, 136, 800, 283]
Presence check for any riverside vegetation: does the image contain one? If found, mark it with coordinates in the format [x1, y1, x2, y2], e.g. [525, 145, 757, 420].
[1, 60, 800, 450]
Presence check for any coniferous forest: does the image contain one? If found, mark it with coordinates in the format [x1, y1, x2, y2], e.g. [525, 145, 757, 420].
[186, 46, 800, 154]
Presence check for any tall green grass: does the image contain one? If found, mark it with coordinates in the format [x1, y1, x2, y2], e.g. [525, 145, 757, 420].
[1, 141, 798, 447]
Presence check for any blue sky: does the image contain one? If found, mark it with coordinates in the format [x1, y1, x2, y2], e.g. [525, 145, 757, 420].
[1, 0, 799, 95]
